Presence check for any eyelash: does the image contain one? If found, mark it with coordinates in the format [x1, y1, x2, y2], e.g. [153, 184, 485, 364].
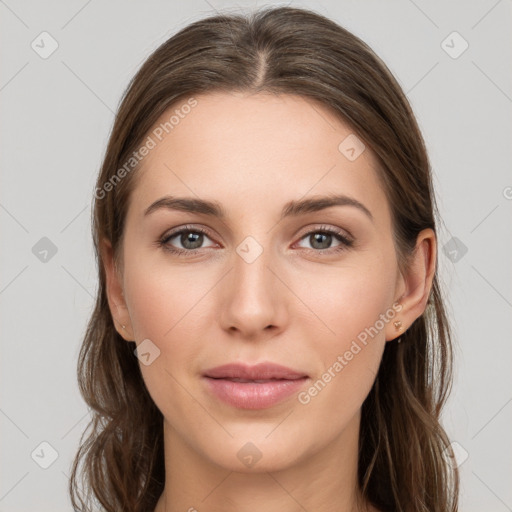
[158, 224, 354, 257]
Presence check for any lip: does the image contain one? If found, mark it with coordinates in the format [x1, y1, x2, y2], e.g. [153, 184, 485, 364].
[202, 362, 309, 410]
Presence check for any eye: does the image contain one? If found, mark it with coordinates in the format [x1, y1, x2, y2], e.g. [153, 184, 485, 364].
[158, 225, 217, 255]
[158, 224, 354, 257]
[295, 225, 353, 253]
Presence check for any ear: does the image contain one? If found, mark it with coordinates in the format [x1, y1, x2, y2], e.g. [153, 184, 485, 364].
[100, 238, 134, 342]
[385, 228, 436, 342]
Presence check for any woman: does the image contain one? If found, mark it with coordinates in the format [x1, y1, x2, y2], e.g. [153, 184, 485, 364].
[70, 6, 459, 511]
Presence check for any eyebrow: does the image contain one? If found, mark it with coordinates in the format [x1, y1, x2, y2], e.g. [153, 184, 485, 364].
[144, 194, 373, 222]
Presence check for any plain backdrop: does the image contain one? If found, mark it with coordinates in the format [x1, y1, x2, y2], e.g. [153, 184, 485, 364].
[1, 1, 511, 510]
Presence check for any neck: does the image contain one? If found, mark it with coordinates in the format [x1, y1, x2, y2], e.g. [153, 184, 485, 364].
[154, 412, 372, 512]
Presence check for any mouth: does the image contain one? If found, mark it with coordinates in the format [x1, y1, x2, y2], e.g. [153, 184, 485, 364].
[215, 378, 299, 383]
[203, 362, 308, 380]
[202, 362, 309, 409]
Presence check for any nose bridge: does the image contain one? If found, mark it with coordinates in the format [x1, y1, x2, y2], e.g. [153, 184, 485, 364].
[233, 234, 275, 308]
[220, 233, 284, 335]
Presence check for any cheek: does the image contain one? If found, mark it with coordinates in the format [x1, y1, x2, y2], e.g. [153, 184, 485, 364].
[292, 256, 397, 406]
[121, 262, 209, 414]
[123, 257, 207, 341]
[293, 253, 397, 343]
[122, 258, 220, 384]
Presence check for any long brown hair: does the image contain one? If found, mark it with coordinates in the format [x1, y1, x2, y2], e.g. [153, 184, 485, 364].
[69, 6, 459, 511]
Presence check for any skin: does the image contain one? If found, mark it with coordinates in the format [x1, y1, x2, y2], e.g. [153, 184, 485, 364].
[101, 91, 436, 512]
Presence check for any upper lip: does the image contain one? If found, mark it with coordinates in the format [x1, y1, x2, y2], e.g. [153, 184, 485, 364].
[203, 362, 308, 380]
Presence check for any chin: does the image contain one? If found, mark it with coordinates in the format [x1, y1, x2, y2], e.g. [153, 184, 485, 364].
[197, 432, 309, 473]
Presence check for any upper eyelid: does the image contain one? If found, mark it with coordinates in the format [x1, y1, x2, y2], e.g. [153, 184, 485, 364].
[296, 224, 353, 241]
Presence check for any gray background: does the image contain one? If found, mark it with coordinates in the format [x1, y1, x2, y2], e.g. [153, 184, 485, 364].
[1, 0, 511, 510]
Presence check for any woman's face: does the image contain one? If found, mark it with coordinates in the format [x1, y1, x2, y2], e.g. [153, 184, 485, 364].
[107, 91, 411, 472]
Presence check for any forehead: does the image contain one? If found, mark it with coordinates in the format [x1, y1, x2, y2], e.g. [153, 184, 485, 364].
[129, 91, 389, 222]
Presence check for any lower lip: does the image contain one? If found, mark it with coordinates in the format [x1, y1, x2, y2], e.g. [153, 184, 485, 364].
[203, 377, 308, 409]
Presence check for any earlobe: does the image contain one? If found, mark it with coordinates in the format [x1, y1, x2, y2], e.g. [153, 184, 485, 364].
[388, 319, 404, 343]
[100, 238, 134, 341]
[385, 228, 437, 342]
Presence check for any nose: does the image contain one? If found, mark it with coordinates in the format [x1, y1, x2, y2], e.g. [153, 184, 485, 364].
[218, 242, 287, 340]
